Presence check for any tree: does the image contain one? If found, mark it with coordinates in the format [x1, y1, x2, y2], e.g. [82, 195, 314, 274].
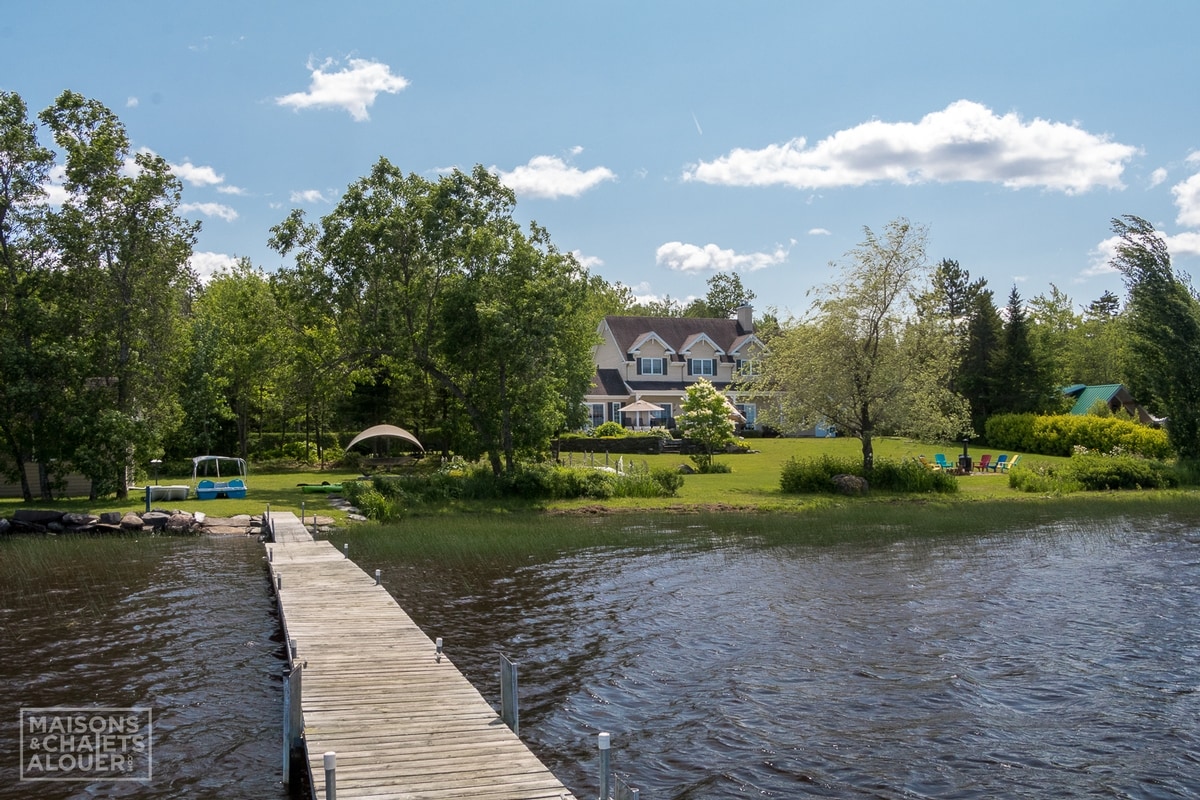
[1027, 284, 1081, 389]
[0, 91, 60, 500]
[957, 288, 1003, 435]
[990, 286, 1056, 415]
[1067, 290, 1130, 386]
[40, 91, 198, 497]
[1110, 215, 1200, 459]
[683, 272, 757, 318]
[270, 160, 597, 475]
[676, 378, 736, 471]
[753, 218, 970, 473]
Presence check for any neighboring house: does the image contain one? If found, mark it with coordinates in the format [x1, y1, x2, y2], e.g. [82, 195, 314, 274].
[1061, 383, 1159, 425]
[585, 305, 767, 430]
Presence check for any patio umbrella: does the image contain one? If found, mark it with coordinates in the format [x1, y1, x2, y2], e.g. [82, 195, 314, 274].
[346, 424, 425, 452]
[618, 399, 663, 427]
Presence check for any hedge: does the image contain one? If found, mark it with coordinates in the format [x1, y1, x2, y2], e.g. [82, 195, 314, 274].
[984, 413, 1172, 459]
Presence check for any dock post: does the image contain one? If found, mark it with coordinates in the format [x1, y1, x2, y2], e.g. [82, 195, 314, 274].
[343, 542, 349, 558]
[500, 654, 519, 735]
[375, 568, 381, 585]
[598, 732, 611, 800]
[282, 662, 304, 784]
[324, 751, 337, 800]
[145, 485, 151, 515]
[435, 637, 443, 663]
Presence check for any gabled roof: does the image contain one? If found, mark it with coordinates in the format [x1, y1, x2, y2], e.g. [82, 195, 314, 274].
[1063, 383, 1125, 415]
[605, 315, 755, 358]
[679, 332, 725, 355]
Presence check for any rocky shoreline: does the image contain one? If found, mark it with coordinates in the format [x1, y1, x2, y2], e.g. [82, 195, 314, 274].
[0, 508, 339, 537]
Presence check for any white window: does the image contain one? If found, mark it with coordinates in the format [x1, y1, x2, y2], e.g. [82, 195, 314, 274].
[587, 404, 605, 428]
[736, 358, 758, 376]
[639, 357, 665, 375]
[736, 403, 757, 427]
[689, 358, 715, 376]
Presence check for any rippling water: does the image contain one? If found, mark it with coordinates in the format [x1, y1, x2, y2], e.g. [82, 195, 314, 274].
[381, 519, 1200, 799]
[0, 535, 286, 799]
[2, 519, 1198, 799]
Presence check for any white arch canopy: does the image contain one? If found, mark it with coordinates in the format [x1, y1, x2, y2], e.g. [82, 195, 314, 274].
[345, 424, 425, 452]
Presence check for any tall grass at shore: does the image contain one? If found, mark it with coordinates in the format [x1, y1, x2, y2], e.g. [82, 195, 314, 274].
[333, 491, 1200, 566]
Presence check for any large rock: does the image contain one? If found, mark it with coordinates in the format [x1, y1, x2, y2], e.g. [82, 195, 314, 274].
[141, 511, 171, 531]
[13, 509, 65, 525]
[119, 512, 145, 530]
[166, 513, 197, 534]
[63, 513, 100, 529]
[831, 474, 869, 496]
[99, 511, 123, 525]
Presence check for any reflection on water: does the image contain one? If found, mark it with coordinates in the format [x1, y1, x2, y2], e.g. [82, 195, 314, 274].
[0, 535, 286, 800]
[1, 518, 1198, 799]
[380, 519, 1200, 799]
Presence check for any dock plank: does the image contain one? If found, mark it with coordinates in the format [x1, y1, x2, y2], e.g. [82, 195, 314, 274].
[266, 511, 577, 800]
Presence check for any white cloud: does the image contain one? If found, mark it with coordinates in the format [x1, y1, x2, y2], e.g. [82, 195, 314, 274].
[1149, 167, 1168, 187]
[38, 165, 70, 206]
[290, 189, 328, 204]
[1171, 171, 1200, 228]
[655, 241, 788, 273]
[276, 57, 409, 122]
[180, 202, 238, 222]
[170, 160, 225, 187]
[1086, 229, 1200, 277]
[495, 155, 616, 199]
[1166, 230, 1200, 256]
[571, 249, 604, 270]
[808, 227, 832, 236]
[216, 184, 247, 196]
[126, 96, 139, 108]
[684, 100, 1138, 194]
[189, 251, 239, 283]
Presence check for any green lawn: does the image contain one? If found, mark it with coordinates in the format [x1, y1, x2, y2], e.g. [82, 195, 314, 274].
[553, 436, 1068, 510]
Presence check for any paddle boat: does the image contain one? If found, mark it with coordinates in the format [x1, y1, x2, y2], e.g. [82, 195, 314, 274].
[192, 455, 249, 500]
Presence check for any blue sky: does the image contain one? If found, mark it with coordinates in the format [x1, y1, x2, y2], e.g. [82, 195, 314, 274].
[6, 1, 1199, 316]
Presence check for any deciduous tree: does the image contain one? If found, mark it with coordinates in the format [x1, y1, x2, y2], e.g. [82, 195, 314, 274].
[676, 378, 736, 471]
[1110, 215, 1200, 458]
[753, 218, 970, 473]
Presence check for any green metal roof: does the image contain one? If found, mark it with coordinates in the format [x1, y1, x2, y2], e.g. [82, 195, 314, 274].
[1066, 384, 1122, 415]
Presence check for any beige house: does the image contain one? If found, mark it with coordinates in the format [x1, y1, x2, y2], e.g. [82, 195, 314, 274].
[585, 305, 767, 430]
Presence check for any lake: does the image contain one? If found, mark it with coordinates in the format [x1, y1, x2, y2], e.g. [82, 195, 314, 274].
[1, 516, 1198, 798]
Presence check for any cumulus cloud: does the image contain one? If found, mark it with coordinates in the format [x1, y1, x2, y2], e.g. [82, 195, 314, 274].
[571, 249, 604, 270]
[495, 155, 616, 199]
[290, 189, 328, 204]
[808, 227, 832, 236]
[1087, 229, 1200, 277]
[1149, 167, 1168, 187]
[170, 160, 225, 187]
[276, 57, 409, 121]
[189, 251, 239, 283]
[180, 202, 238, 222]
[684, 100, 1138, 195]
[1171, 171, 1200, 228]
[126, 96, 139, 108]
[656, 241, 788, 273]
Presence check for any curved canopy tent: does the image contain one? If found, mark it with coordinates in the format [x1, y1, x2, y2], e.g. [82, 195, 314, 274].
[346, 424, 425, 453]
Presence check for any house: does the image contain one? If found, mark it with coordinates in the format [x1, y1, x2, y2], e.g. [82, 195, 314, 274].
[585, 305, 767, 430]
[1061, 383, 1158, 424]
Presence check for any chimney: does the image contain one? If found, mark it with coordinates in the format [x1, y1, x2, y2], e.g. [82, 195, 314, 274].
[736, 304, 754, 333]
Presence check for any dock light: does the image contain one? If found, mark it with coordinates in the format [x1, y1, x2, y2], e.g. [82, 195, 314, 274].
[435, 637, 443, 662]
[150, 458, 162, 485]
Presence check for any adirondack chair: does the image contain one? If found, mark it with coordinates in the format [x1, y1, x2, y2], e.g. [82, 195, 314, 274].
[988, 454, 1008, 472]
[917, 455, 939, 471]
[975, 454, 992, 472]
[934, 453, 952, 471]
[999, 453, 1020, 472]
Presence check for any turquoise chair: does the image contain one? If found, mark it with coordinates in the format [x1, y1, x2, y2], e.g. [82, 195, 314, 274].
[934, 453, 952, 470]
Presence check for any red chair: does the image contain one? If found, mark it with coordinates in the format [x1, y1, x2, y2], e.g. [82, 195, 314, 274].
[975, 454, 992, 472]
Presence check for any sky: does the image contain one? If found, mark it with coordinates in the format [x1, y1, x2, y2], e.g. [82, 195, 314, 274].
[5, 1, 1200, 317]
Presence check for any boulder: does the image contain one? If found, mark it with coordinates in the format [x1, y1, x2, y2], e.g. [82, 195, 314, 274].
[166, 513, 196, 534]
[0, 517, 9, 535]
[63, 512, 99, 528]
[141, 511, 171, 530]
[119, 512, 145, 530]
[99, 511, 123, 525]
[831, 474, 869, 496]
[13, 509, 65, 525]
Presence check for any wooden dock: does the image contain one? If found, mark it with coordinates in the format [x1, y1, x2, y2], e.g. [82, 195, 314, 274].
[266, 511, 578, 800]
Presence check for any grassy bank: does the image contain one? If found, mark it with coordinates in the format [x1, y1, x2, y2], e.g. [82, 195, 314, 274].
[334, 490, 1200, 566]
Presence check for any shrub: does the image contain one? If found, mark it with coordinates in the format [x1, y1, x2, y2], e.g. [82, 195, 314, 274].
[1064, 451, 1177, 491]
[985, 413, 1171, 459]
[592, 421, 626, 438]
[780, 455, 957, 494]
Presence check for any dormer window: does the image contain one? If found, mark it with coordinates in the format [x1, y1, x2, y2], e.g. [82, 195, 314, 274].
[638, 357, 666, 375]
[688, 358, 715, 376]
